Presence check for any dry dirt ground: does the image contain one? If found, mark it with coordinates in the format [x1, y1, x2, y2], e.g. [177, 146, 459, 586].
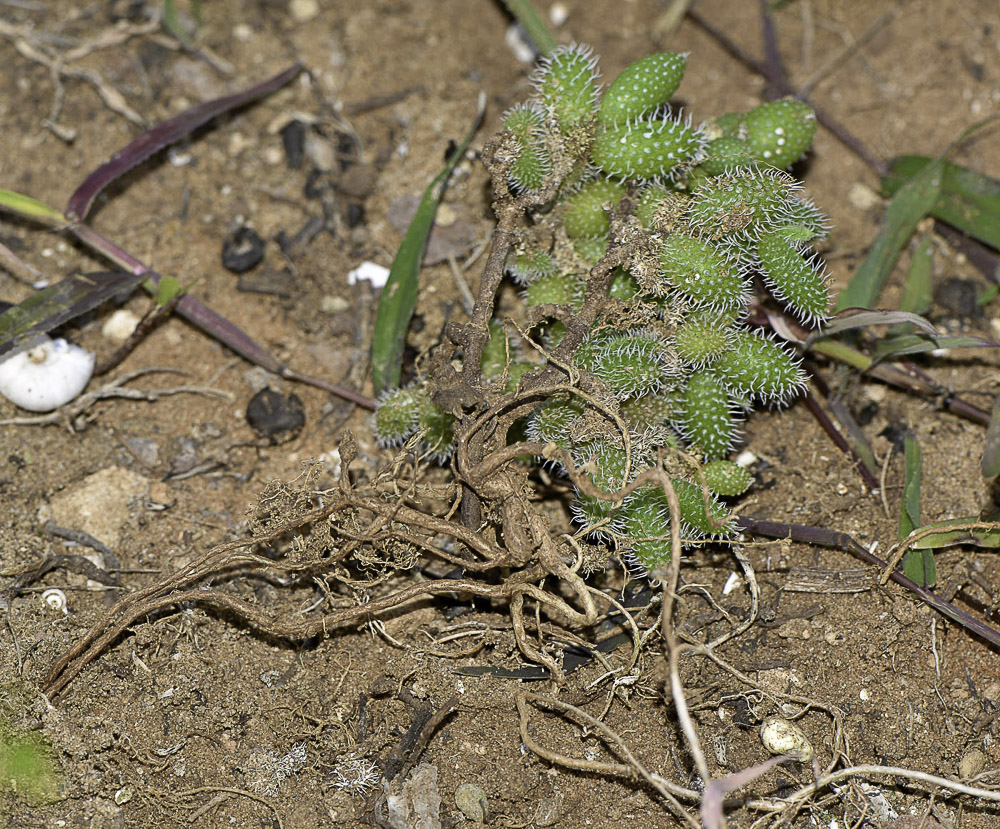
[2, 1, 1000, 827]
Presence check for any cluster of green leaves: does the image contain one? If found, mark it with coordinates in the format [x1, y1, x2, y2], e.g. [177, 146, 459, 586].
[377, 47, 832, 575]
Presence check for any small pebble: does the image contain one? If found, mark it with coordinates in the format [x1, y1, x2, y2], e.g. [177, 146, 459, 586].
[532, 794, 563, 827]
[222, 226, 266, 273]
[102, 308, 140, 342]
[760, 716, 813, 761]
[289, 0, 319, 23]
[934, 276, 980, 317]
[454, 783, 488, 822]
[959, 746, 987, 779]
[246, 388, 306, 444]
[549, 2, 569, 26]
[281, 120, 306, 169]
[345, 202, 365, 228]
[848, 182, 881, 211]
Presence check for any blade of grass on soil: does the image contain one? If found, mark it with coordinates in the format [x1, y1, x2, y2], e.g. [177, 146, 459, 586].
[888, 234, 933, 336]
[0, 188, 64, 225]
[0, 271, 144, 359]
[835, 158, 943, 311]
[370, 92, 486, 394]
[806, 307, 937, 347]
[882, 155, 1000, 252]
[66, 62, 302, 221]
[910, 518, 1000, 550]
[899, 433, 936, 586]
[500, 0, 557, 56]
[872, 332, 996, 360]
[982, 393, 1000, 478]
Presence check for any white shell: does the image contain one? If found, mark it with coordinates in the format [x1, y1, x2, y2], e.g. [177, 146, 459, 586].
[41, 588, 68, 614]
[0, 336, 95, 412]
[759, 716, 813, 761]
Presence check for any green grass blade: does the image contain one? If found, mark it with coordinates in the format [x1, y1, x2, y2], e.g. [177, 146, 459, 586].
[884, 155, 1000, 251]
[836, 160, 942, 311]
[0, 188, 64, 224]
[501, 0, 557, 56]
[872, 333, 994, 360]
[899, 434, 921, 540]
[911, 518, 1000, 550]
[899, 434, 935, 586]
[370, 93, 486, 394]
[808, 308, 937, 346]
[983, 394, 1000, 478]
[896, 235, 933, 317]
[0, 271, 145, 359]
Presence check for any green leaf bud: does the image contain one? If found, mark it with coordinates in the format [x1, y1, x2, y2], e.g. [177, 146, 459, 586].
[619, 485, 674, 571]
[699, 136, 755, 176]
[756, 232, 830, 325]
[621, 392, 676, 430]
[676, 371, 737, 460]
[592, 115, 705, 182]
[562, 178, 626, 238]
[673, 478, 733, 535]
[702, 459, 753, 496]
[374, 386, 423, 447]
[743, 99, 816, 167]
[570, 441, 633, 531]
[672, 309, 737, 367]
[505, 247, 559, 286]
[592, 330, 679, 398]
[532, 44, 600, 134]
[686, 167, 799, 239]
[526, 397, 584, 448]
[503, 104, 551, 192]
[658, 233, 748, 311]
[598, 52, 687, 125]
[416, 394, 455, 460]
[715, 329, 806, 404]
[523, 272, 586, 308]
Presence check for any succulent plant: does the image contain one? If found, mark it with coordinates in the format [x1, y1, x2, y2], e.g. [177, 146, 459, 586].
[375, 46, 831, 576]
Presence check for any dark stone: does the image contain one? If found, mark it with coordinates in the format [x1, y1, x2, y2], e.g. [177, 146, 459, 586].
[345, 202, 365, 228]
[280, 120, 306, 169]
[237, 267, 294, 298]
[246, 388, 306, 444]
[304, 168, 333, 200]
[934, 276, 981, 318]
[221, 226, 265, 273]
